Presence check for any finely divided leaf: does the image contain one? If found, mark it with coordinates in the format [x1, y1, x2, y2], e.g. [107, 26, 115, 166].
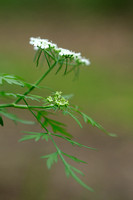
[19, 132, 49, 142]
[70, 166, 84, 176]
[19, 135, 39, 142]
[41, 152, 58, 169]
[63, 110, 82, 128]
[0, 91, 17, 98]
[47, 118, 66, 127]
[51, 133, 96, 150]
[0, 92, 44, 102]
[51, 124, 72, 138]
[66, 138, 96, 150]
[70, 170, 94, 192]
[71, 107, 117, 137]
[81, 112, 117, 137]
[43, 117, 72, 138]
[62, 152, 87, 164]
[64, 163, 93, 191]
[65, 166, 71, 177]
[0, 109, 34, 125]
[0, 74, 25, 86]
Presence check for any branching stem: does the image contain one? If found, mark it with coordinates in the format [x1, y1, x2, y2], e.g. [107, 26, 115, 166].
[14, 60, 57, 104]
[0, 103, 52, 110]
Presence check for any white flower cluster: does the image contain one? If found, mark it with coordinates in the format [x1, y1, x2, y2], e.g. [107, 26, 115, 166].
[30, 37, 90, 66]
[30, 37, 57, 51]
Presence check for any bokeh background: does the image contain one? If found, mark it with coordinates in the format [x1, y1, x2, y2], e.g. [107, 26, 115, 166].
[0, 0, 133, 199]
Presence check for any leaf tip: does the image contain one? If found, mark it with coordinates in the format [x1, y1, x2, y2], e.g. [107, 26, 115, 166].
[107, 133, 117, 137]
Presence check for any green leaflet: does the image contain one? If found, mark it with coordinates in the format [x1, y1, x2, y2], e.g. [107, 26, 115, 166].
[36, 110, 50, 121]
[66, 138, 96, 150]
[0, 73, 25, 86]
[70, 170, 94, 192]
[70, 107, 117, 137]
[43, 117, 72, 138]
[0, 91, 45, 102]
[62, 151, 87, 164]
[65, 165, 85, 177]
[50, 133, 96, 150]
[51, 124, 72, 138]
[45, 118, 66, 127]
[41, 152, 58, 169]
[27, 94, 44, 101]
[63, 110, 82, 128]
[0, 91, 17, 98]
[65, 166, 71, 177]
[0, 116, 4, 126]
[36, 107, 57, 123]
[0, 109, 34, 125]
[81, 112, 117, 137]
[64, 164, 93, 191]
[70, 165, 84, 176]
[19, 132, 49, 142]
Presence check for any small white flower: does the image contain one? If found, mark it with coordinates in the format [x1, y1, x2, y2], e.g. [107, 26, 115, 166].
[79, 57, 90, 66]
[48, 41, 58, 49]
[29, 37, 53, 50]
[58, 48, 74, 57]
[73, 52, 81, 59]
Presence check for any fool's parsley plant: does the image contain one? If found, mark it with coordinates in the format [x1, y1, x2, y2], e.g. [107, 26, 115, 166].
[0, 37, 116, 192]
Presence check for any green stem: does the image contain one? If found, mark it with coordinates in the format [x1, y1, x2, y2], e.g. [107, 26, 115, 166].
[0, 103, 53, 110]
[23, 98, 49, 132]
[14, 60, 57, 104]
[64, 58, 68, 75]
[43, 52, 51, 68]
[48, 133, 69, 166]
[44, 49, 56, 61]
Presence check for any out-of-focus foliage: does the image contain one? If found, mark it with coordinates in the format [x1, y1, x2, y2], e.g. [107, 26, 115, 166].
[0, 0, 133, 15]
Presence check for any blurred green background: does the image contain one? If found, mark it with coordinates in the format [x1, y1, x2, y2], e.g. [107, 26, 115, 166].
[0, 0, 133, 199]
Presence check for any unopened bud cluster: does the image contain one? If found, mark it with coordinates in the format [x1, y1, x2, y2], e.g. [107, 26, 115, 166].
[46, 91, 69, 107]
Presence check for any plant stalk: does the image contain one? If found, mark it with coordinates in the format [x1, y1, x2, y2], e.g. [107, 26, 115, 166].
[14, 60, 57, 104]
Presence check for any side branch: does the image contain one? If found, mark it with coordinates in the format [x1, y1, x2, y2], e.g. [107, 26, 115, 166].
[15, 60, 57, 104]
[0, 103, 52, 110]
